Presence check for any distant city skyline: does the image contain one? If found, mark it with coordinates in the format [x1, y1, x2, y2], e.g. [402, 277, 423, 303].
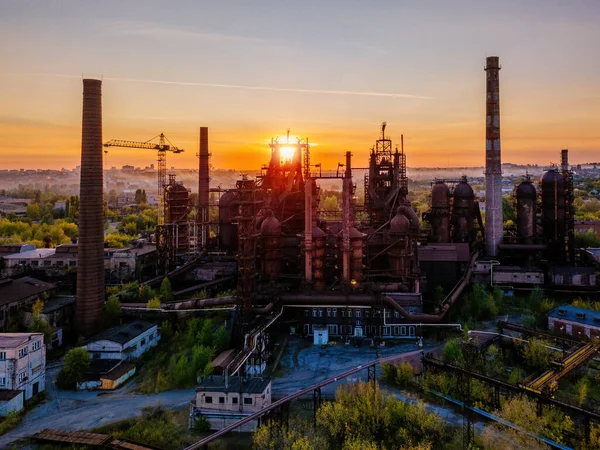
[1, 1, 599, 170]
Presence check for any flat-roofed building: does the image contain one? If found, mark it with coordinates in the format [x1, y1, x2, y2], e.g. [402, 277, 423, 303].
[85, 321, 159, 360]
[0, 332, 46, 400]
[548, 304, 600, 340]
[189, 376, 272, 431]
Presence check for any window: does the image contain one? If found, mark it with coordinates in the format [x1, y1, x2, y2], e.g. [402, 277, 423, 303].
[312, 309, 317, 317]
[119, 262, 128, 268]
[304, 309, 309, 317]
[0, 352, 5, 360]
[56, 260, 64, 267]
[332, 308, 337, 318]
[394, 327, 399, 336]
[394, 311, 400, 319]
[0, 377, 5, 386]
[365, 310, 370, 318]
[17, 372, 26, 383]
[18, 347, 28, 358]
[205, 396, 213, 404]
[401, 326, 407, 336]
[355, 310, 361, 318]
[383, 326, 391, 336]
[32, 261, 39, 267]
[318, 309, 323, 317]
[341, 309, 346, 318]
[141, 339, 146, 346]
[385, 310, 391, 319]
[232, 397, 238, 404]
[219, 397, 225, 404]
[44, 260, 51, 267]
[32, 341, 41, 351]
[244, 397, 253, 405]
[327, 308, 331, 317]
[69, 260, 76, 267]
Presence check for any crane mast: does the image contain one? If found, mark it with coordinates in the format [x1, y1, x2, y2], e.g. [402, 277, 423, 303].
[103, 133, 184, 225]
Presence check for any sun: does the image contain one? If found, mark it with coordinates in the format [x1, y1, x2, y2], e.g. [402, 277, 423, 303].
[279, 146, 296, 161]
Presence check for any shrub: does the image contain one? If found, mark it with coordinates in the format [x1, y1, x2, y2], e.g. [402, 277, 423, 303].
[56, 347, 90, 390]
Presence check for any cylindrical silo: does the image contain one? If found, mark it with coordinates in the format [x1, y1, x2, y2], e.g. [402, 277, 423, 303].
[76, 79, 105, 337]
[430, 182, 450, 243]
[516, 178, 537, 242]
[260, 209, 281, 281]
[388, 209, 411, 277]
[452, 179, 475, 243]
[541, 170, 565, 243]
[218, 190, 238, 251]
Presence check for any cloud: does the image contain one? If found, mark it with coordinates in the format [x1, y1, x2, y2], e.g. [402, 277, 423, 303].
[16, 72, 432, 99]
[102, 20, 266, 44]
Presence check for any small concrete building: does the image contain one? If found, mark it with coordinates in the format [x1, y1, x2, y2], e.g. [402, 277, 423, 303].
[86, 321, 159, 360]
[189, 376, 272, 431]
[0, 333, 46, 400]
[548, 304, 600, 339]
[77, 359, 137, 391]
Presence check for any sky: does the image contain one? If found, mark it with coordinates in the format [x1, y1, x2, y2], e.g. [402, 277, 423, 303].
[1, 0, 599, 171]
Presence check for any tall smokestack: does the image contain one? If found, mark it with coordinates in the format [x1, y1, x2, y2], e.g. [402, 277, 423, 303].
[198, 127, 210, 248]
[76, 79, 104, 336]
[561, 149, 569, 173]
[485, 56, 502, 257]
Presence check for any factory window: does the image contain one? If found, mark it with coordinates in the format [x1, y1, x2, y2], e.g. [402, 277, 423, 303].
[44, 260, 51, 267]
[576, 313, 586, 320]
[0, 377, 5, 386]
[385, 310, 391, 319]
[56, 260, 63, 267]
[18, 347, 28, 358]
[312, 309, 317, 317]
[356, 320, 361, 326]
[232, 397, 238, 404]
[332, 308, 337, 317]
[303, 324, 309, 335]
[32, 341, 41, 351]
[244, 397, 253, 405]
[69, 260, 76, 267]
[400, 326, 406, 336]
[393, 327, 399, 336]
[219, 397, 225, 404]
[141, 339, 146, 346]
[304, 309, 309, 317]
[394, 311, 400, 319]
[383, 326, 391, 336]
[327, 308, 331, 317]
[341, 310, 346, 318]
[318, 309, 323, 317]
[365, 310, 370, 318]
[328, 324, 338, 335]
[205, 396, 213, 404]
[0, 352, 5, 360]
[17, 372, 26, 383]
[409, 326, 415, 336]
[355, 310, 361, 318]
[32, 261, 39, 267]
[558, 309, 567, 316]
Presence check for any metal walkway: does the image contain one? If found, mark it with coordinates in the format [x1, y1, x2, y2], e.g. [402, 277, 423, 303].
[183, 349, 423, 450]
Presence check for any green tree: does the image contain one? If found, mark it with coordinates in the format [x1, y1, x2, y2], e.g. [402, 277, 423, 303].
[103, 295, 121, 327]
[213, 326, 230, 353]
[56, 347, 90, 390]
[522, 338, 552, 369]
[28, 299, 53, 344]
[139, 285, 155, 303]
[159, 277, 174, 302]
[442, 339, 463, 364]
[147, 298, 161, 309]
[26, 203, 41, 220]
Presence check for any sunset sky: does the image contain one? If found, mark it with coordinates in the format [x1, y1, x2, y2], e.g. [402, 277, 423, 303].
[1, 1, 599, 171]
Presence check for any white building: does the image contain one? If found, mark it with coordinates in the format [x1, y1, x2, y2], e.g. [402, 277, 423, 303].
[0, 333, 46, 401]
[189, 376, 272, 431]
[86, 321, 159, 360]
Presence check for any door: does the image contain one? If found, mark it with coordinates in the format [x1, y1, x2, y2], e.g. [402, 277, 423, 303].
[33, 381, 39, 396]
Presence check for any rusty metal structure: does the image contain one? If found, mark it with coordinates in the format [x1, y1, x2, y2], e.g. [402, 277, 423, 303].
[515, 175, 537, 243]
[156, 175, 192, 270]
[76, 79, 105, 337]
[198, 127, 210, 249]
[484, 56, 503, 257]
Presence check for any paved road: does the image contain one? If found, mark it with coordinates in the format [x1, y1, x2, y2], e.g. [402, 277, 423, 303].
[0, 363, 195, 447]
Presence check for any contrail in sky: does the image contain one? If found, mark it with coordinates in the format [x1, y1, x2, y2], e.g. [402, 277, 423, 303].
[20, 72, 431, 99]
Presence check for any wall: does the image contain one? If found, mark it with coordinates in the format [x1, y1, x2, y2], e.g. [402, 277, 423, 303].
[194, 385, 272, 415]
[548, 316, 600, 339]
[0, 392, 24, 417]
[0, 334, 46, 400]
[86, 326, 159, 360]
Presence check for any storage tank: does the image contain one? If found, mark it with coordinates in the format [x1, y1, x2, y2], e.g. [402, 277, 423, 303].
[218, 191, 238, 251]
[516, 178, 537, 242]
[541, 169, 565, 242]
[389, 209, 411, 277]
[260, 209, 281, 280]
[430, 182, 450, 243]
[452, 178, 474, 243]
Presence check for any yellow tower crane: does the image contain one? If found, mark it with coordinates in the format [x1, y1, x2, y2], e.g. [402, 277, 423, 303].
[103, 133, 184, 224]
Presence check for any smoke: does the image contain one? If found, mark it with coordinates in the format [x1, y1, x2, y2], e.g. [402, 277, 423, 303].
[22, 72, 431, 99]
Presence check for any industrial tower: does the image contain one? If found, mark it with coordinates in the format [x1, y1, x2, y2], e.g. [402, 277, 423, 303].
[485, 56, 503, 257]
